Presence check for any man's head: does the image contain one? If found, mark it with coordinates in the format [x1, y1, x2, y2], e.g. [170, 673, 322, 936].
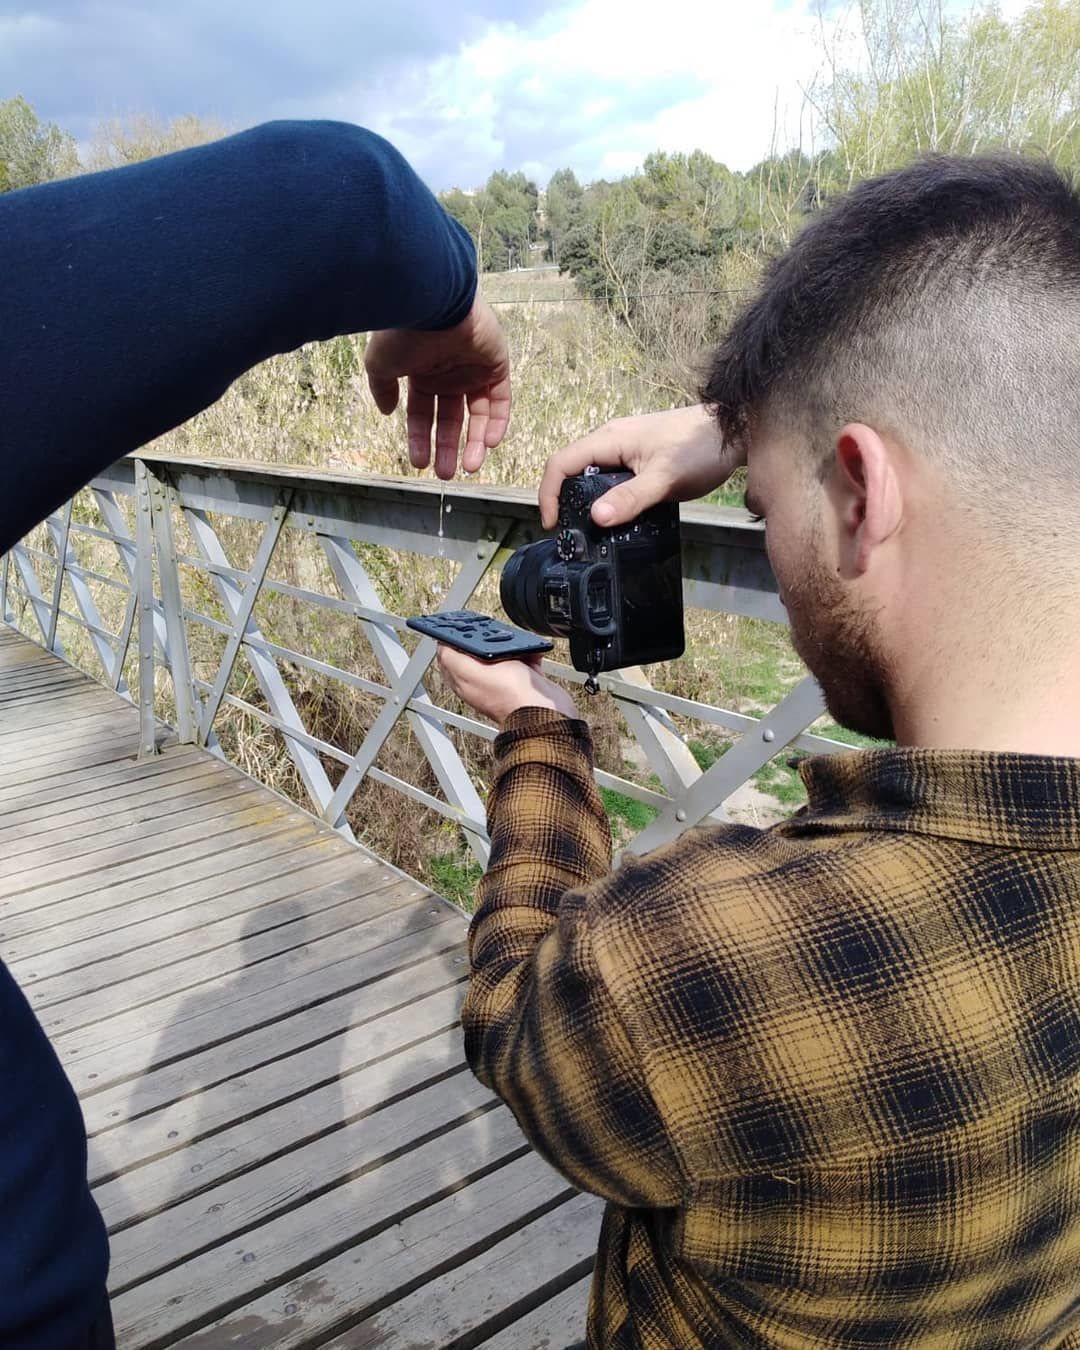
[703, 154, 1080, 742]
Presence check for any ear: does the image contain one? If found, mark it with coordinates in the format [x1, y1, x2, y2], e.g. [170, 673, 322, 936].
[829, 423, 904, 575]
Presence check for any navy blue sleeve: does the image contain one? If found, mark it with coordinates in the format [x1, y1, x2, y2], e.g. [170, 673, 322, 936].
[0, 119, 477, 551]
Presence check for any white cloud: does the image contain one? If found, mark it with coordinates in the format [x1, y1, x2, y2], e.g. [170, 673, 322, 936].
[345, 0, 841, 186]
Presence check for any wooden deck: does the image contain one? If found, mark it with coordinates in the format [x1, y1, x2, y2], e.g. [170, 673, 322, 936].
[0, 626, 600, 1349]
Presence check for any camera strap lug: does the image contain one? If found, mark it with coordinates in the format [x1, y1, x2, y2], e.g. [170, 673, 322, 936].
[584, 674, 601, 696]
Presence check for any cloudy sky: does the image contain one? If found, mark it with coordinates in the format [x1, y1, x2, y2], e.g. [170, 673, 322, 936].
[0, 0, 1018, 190]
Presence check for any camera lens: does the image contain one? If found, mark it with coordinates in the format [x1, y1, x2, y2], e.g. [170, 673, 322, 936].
[500, 539, 561, 635]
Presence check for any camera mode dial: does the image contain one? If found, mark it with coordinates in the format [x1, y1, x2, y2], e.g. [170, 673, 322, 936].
[556, 528, 585, 562]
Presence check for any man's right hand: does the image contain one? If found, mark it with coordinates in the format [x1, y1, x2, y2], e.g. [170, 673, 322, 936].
[538, 404, 742, 529]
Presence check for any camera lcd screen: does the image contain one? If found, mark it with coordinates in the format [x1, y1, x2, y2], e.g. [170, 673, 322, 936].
[618, 536, 684, 665]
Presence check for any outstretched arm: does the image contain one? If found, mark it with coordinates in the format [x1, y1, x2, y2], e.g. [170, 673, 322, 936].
[0, 119, 499, 551]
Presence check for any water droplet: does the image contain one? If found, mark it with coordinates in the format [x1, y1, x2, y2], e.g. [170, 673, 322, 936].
[168, 1130, 179, 1139]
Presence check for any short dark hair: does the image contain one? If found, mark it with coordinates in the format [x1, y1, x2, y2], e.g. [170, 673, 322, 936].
[703, 154, 1080, 505]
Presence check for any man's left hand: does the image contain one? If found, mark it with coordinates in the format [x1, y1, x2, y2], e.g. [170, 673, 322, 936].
[437, 647, 577, 728]
[365, 297, 511, 480]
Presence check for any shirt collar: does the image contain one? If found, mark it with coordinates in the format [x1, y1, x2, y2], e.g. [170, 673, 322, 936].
[794, 747, 1080, 851]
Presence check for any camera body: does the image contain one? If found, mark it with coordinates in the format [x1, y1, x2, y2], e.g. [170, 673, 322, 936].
[500, 468, 685, 678]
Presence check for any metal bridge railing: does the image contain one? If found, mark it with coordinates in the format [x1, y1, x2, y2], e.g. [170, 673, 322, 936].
[1, 453, 850, 868]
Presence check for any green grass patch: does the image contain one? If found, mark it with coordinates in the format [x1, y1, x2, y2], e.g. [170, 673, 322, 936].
[428, 853, 484, 910]
[601, 786, 658, 838]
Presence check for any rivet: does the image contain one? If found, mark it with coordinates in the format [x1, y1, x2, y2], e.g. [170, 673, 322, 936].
[763, 728, 775, 743]
[242, 1252, 256, 1264]
[675, 809, 687, 823]
[168, 1130, 179, 1139]
[284, 1303, 298, 1316]
[393, 695, 401, 705]
[109, 1111, 120, 1119]
[209, 1203, 223, 1214]
[307, 516, 315, 527]
[191, 1163, 202, 1174]
[87, 1073, 97, 1080]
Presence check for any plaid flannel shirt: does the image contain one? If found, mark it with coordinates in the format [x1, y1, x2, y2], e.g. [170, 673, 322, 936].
[461, 707, 1080, 1349]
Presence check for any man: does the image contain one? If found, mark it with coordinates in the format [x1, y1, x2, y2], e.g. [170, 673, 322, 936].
[439, 154, 1080, 1347]
[0, 120, 509, 1350]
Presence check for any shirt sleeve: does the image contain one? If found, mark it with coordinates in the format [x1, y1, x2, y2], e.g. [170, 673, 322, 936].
[461, 707, 684, 1208]
[0, 120, 477, 551]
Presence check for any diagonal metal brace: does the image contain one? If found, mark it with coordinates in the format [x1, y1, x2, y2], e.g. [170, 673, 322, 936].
[624, 675, 827, 857]
[198, 491, 293, 744]
[320, 534, 503, 840]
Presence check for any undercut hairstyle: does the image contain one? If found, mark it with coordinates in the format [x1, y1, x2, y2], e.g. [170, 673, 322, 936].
[703, 154, 1080, 511]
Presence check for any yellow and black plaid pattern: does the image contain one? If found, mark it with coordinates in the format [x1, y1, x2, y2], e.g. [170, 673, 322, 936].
[462, 708, 1080, 1348]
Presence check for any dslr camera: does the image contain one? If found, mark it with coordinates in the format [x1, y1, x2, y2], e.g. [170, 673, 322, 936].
[500, 468, 685, 683]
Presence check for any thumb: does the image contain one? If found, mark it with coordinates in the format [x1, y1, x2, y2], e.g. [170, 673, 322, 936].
[591, 467, 671, 527]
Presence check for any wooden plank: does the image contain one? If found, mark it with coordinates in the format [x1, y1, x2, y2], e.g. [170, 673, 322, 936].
[0, 702, 137, 756]
[107, 1059, 499, 1289]
[0, 775, 270, 868]
[0, 825, 332, 961]
[0, 669, 115, 703]
[5, 835, 356, 974]
[168, 1155, 585, 1350]
[36, 872, 426, 1034]
[110, 1105, 530, 1347]
[18, 851, 383, 1001]
[0, 744, 203, 809]
[0, 734, 156, 791]
[56, 910, 466, 1090]
[479, 1274, 593, 1349]
[0, 692, 132, 739]
[0, 709, 142, 764]
[90, 984, 464, 1196]
[326, 1192, 599, 1350]
[0, 793, 297, 919]
[80, 952, 466, 1135]
[0, 668, 88, 698]
[0, 758, 229, 845]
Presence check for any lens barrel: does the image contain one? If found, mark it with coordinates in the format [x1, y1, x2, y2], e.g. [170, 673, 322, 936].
[499, 539, 561, 636]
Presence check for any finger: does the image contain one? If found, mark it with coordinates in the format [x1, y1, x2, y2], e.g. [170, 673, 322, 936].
[589, 469, 672, 526]
[434, 394, 466, 480]
[538, 424, 634, 528]
[483, 370, 512, 448]
[462, 391, 490, 475]
[366, 373, 400, 416]
[406, 385, 435, 469]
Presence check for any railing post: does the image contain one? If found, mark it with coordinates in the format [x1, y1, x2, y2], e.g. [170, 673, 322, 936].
[45, 501, 73, 653]
[148, 466, 198, 743]
[134, 459, 158, 759]
[0, 551, 8, 625]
